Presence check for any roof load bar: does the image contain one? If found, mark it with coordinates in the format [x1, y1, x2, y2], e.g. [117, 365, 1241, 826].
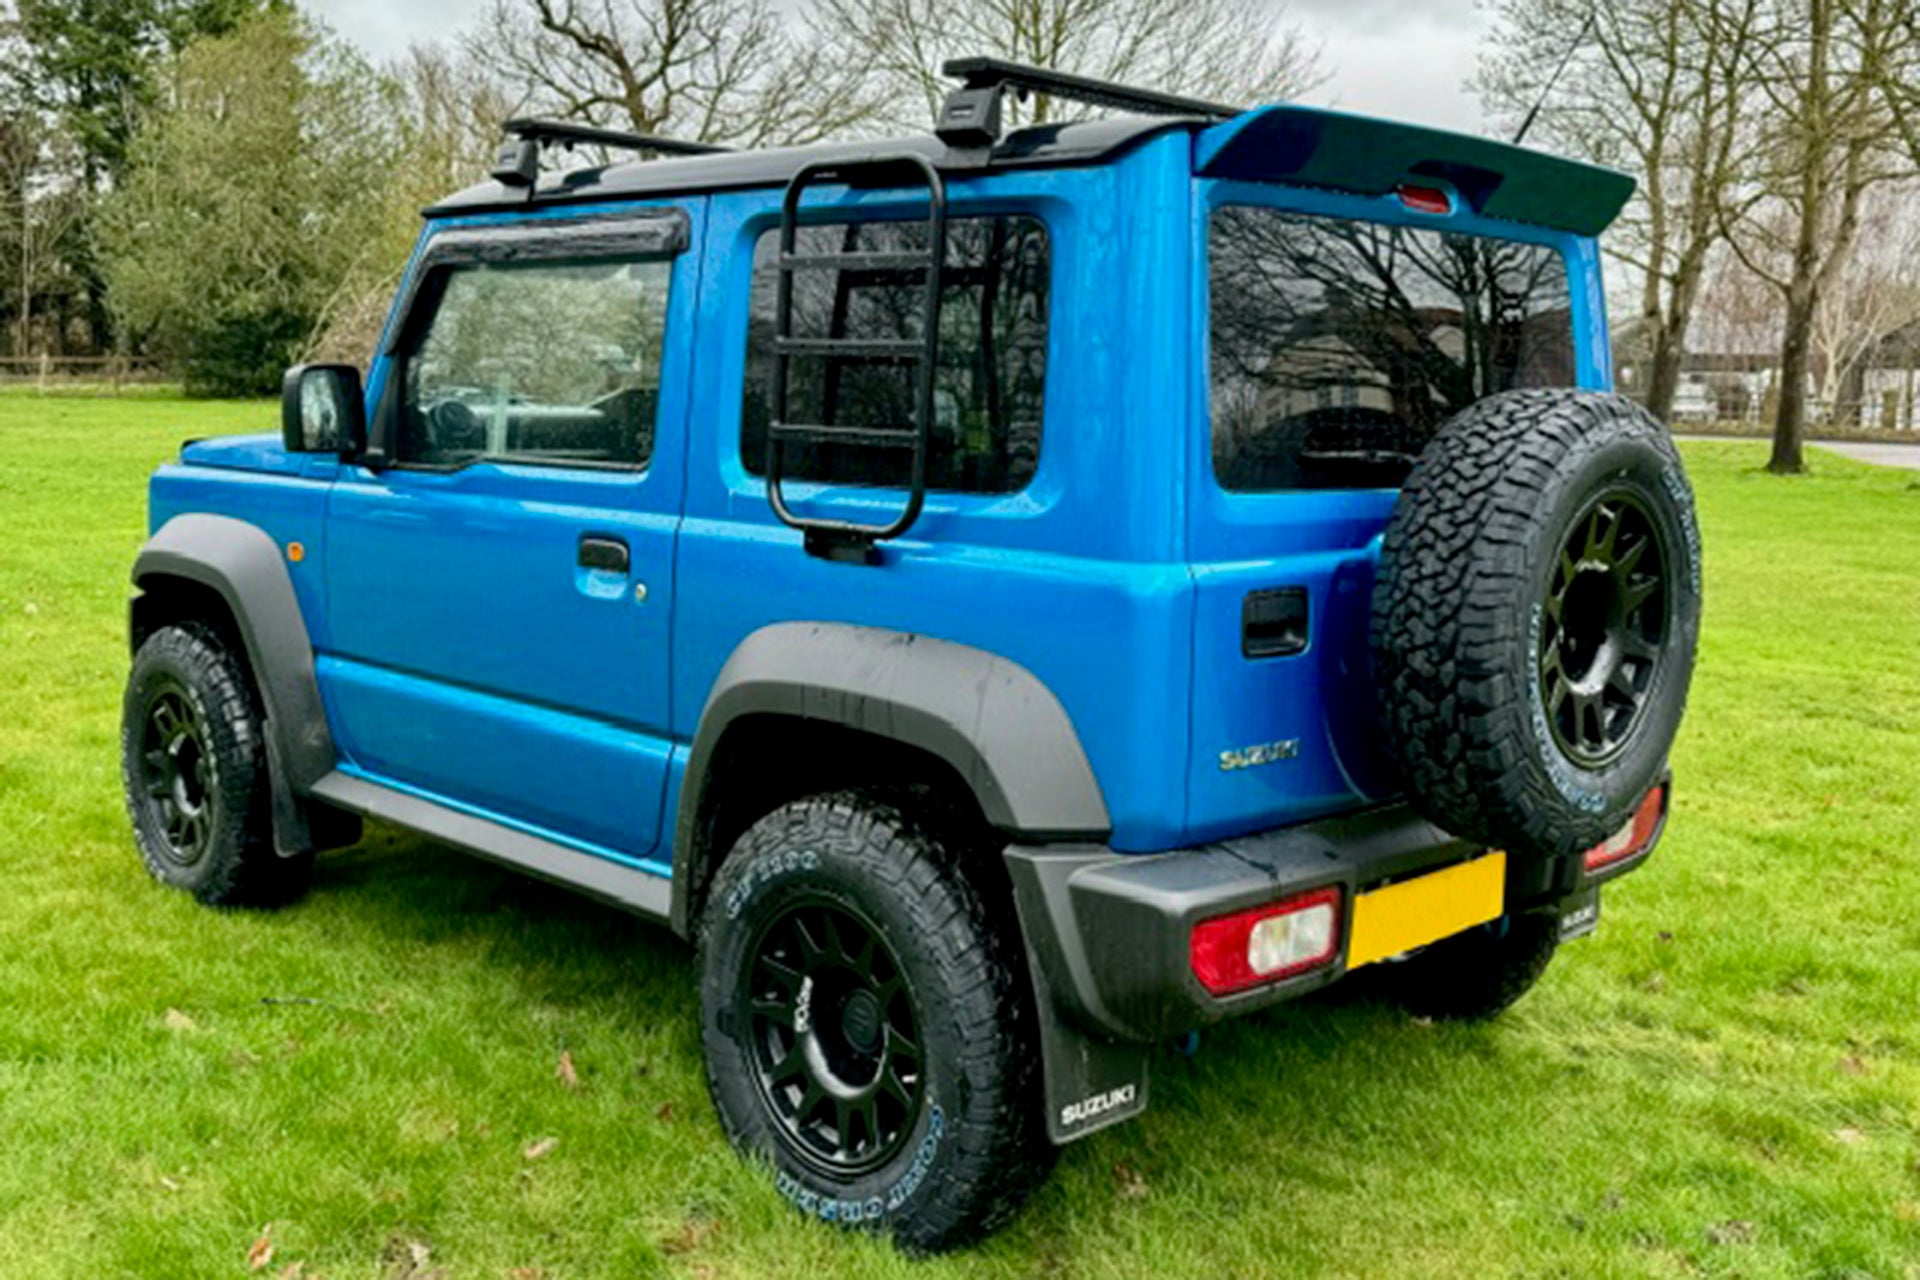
[491, 117, 731, 187]
[936, 56, 1240, 149]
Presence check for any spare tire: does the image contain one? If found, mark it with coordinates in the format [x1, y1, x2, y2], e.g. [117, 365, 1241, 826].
[1370, 389, 1701, 858]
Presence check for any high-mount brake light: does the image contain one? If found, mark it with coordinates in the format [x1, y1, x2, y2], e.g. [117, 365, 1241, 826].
[1584, 783, 1668, 873]
[1190, 886, 1342, 996]
[1396, 184, 1453, 215]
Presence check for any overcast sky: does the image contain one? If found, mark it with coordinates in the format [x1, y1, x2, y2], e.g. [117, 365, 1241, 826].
[306, 0, 1492, 134]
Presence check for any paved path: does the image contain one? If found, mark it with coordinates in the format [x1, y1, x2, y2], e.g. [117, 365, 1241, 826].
[1814, 441, 1920, 470]
[1676, 435, 1920, 470]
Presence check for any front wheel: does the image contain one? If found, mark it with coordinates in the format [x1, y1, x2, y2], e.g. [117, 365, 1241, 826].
[121, 624, 311, 907]
[696, 791, 1050, 1253]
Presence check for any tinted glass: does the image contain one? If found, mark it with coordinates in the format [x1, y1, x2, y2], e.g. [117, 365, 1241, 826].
[741, 215, 1049, 494]
[399, 257, 672, 469]
[1209, 205, 1576, 491]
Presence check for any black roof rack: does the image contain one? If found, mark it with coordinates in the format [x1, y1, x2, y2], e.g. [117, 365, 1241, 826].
[491, 117, 731, 187]
[936, 57, 1240, 149]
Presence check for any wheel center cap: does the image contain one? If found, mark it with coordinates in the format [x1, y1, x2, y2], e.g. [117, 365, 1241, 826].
[840, 988, 882, 1055]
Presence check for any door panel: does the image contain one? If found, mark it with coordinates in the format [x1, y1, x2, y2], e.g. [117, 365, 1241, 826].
[320, 202, 701, 859]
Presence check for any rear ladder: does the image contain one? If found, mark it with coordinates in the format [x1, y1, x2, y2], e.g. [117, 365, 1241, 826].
[768, 153, 948, 563]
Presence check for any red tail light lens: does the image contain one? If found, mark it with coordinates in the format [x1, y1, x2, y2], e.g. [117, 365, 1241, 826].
[1584, 784, 1668, 873]
[1397, 183, 1453, 215]
[1190, 886, 1342, 996]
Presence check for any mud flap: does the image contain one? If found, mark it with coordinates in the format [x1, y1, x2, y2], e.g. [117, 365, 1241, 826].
[1027, 972, 1150, 1144]
[264, 723, 361, 858]
[263, 726, 315, 858]
[1004, 846, 1150, 1143]
[1557, 884, 1601, 942]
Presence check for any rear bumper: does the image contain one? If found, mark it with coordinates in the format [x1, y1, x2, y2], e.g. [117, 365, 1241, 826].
[1006, 798, 1642, 1044]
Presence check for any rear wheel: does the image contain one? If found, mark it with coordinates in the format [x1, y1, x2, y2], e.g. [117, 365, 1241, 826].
[697, 791, 1049, 1253]
[1380, 912, 1560, 1021]
[121, 624, 312, 907]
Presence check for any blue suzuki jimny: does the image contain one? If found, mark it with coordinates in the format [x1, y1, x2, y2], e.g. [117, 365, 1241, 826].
[121, 59, 1700, 1250]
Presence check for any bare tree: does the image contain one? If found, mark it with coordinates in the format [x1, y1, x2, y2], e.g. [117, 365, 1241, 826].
[810, 0, 1324, 130]
[463, 0, 882, 147]
[1860, 0, 1920, 162]
[1808, 182, 1920, 423]
[0, 112, 82, 356]
[1479, 0, 1759, 423]
[307, 44, 516, 364]
[1717, 0, 1920, 471]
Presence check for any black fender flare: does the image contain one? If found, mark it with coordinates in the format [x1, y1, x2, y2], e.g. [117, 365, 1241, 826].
[669, 622, 1110, 935]
[131, 514, 340, 851]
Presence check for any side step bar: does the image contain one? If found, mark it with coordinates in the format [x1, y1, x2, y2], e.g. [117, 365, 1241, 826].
[309, 771, 672, 921]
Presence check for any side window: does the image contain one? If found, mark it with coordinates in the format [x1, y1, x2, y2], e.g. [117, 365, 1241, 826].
[398, 256, 672, 470]
[740, 215, 1049, 494]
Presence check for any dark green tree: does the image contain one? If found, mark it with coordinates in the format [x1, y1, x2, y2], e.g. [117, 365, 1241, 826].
[99, 8, 398, 395]
[4, 0, 269, 349]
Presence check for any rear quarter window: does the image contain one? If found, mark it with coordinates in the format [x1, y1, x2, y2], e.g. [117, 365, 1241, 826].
[1209, 205, 1576, 492]
[740, 214, 1049, 495]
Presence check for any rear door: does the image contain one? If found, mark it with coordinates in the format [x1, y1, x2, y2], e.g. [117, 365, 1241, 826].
[1189, 181, 1593, 841]
[318, 202, 701, 862]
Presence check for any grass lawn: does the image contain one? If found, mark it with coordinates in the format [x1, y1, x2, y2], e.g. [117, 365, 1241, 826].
[1, 390, 1917, 1279]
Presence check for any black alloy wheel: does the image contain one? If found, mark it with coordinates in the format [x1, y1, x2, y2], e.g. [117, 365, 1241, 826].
[136, 684, 216, 868]
[122, 623, 313, 907]
[1371, 388, 1702, 857]
[698, 790, 1052, 1251]
[742, 897, 924, 1177]
[1539, 489, 1669, 767]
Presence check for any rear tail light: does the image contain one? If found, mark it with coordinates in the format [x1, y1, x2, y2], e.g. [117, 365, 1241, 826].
[1190, 886, 1342, 996]
[1584, 783, 1668, 873]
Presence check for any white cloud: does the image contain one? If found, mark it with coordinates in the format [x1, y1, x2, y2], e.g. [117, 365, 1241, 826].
[1291, 0, 1492, 133]
[305, 0, 488, 62]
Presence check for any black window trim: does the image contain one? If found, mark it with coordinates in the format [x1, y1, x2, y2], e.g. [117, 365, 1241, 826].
[373, 206, 691, 476]
[735, 206, 1055, 500]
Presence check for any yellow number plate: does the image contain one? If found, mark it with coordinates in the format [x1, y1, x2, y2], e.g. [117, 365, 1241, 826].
[1347, 851, 1507, 969]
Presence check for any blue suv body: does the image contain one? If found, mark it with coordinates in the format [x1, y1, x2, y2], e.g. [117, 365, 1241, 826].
[124, 61, 1698, 1250]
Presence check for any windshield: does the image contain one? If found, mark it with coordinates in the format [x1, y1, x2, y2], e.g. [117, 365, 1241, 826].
[1208, 204, 1577, 491]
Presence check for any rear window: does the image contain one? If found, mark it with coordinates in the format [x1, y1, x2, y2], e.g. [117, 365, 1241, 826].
[1208, 205, 1577, 492]
[741, 214, 1049, 495]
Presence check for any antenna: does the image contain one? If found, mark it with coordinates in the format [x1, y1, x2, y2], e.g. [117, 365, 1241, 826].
[1512, 9, 1598, 147]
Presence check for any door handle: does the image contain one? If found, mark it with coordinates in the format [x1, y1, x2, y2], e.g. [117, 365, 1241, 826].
[578, 535, 630, 574]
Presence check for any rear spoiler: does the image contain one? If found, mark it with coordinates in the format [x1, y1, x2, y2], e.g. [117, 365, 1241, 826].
[1195, 105, 1636, 238]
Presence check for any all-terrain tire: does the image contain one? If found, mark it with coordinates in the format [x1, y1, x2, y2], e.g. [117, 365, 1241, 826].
[121, 624, 313, 907]
[1381, 912, 1561, 1021]
[697, 790, 1051, 1253]
[1371, 389, 1701, 858]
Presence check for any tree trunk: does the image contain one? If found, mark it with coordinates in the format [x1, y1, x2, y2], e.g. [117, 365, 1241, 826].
[77, 157, 110, 354]
[1646, 327, 1686, 422]
[1641, 240, 1709, 423]
[1835, 359, 1868, 427]
[16, 238, 28, 357]
[1772, 290, 1816, 473]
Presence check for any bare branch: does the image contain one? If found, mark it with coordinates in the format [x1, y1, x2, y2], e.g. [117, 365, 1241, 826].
[463, 0, 885, 145]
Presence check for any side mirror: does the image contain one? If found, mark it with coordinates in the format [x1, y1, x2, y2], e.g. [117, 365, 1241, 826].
[281, 363, 366, 457]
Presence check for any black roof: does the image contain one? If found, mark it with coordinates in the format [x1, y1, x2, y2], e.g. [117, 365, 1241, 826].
[426, 115, 1200, 216]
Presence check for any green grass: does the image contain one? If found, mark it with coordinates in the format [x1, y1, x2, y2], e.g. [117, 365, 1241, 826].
[2, 390, 1918, 1279]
